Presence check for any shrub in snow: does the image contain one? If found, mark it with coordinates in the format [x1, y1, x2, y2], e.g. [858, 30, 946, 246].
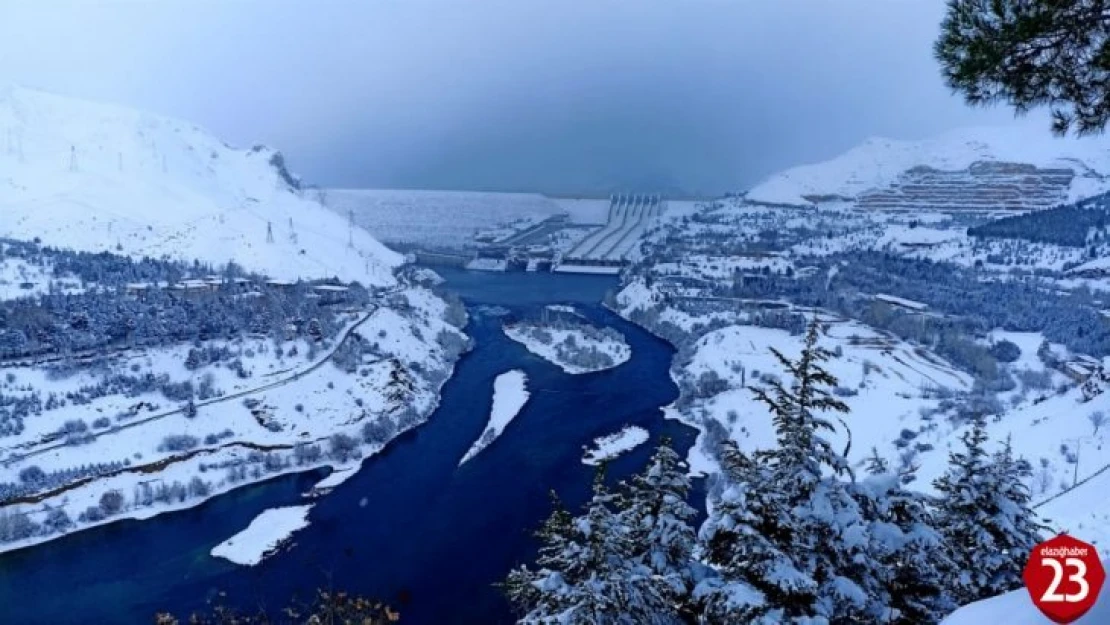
[91, 416, 111, 429]
[988, 339, 1021, 363]
[693, 370, 729, 398]
[263, 453, 285, 472]
[361, 416, 397, 445]
[0, 509, 40, 542]
[98, 490, 125, 516]
[159, 434, 199, 452]
[58, 419, 88, 435]
[1091, 410, 1106, 434]
[293, 442, 323, 465]
[188, 476, 210, 498]
[328, 433, 360, 462]
[294, 403, 304, 413]
[18, 466, 45, 484]
[42, 507, 73, 534]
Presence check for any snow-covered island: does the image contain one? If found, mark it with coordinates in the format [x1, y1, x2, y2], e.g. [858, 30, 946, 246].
[210, 505, 313, 566]
[504, 318, 631, 374]
[459, 370, 530, 465]
[582, 426, 650, 465]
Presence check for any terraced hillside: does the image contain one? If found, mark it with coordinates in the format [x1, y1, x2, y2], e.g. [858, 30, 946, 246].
[856, 161, 1075, 211]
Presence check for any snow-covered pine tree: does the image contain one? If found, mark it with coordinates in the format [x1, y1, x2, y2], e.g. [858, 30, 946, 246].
[933, 419, 1047, 604]
[615, 438, 698, 621]
[502, 491, 574, 617]
[853, 465, 956, 624]
[984, 436, 1046, 593]
[750, 320, 852, 481]
[698, 321, 889, 623]
[503, 469, 666, 624]
[694, 441, 775, 623]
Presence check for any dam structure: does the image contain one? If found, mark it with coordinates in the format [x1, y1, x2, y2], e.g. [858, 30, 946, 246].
[555, 193, 666, 275]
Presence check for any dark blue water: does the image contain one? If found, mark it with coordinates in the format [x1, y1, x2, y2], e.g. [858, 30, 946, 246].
[0, 269, 700, 624]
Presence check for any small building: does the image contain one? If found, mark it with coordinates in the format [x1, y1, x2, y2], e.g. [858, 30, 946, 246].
[124, 282, 152, 298]
[873, 293, 928, 313]
[1064, 361, 1095, 383]
[312, 284, 350, 305]
[265, 279, 297, 291]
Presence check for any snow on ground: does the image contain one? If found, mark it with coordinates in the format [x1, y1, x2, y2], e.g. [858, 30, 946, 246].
[0, 255, 85, 301]
[0, 86, 399, 286]
[673, 321, 974, 476]
[326, 188, 564, 249]
[582, 426, 649, 465]
[305, 467, 359, 498]
[1038, 468, 1110, 558]
[746, 124, 1110, 206]
[0, 281, 467, 554]
[504, 322, 631, 375]
[459, 370, 529, 465]
[210, 504, 313, 566]
[941, 578, 1110, 624]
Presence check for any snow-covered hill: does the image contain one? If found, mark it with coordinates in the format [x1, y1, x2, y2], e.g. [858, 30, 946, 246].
[747, 126, 1110, 208]
[0, 85, 400, 285]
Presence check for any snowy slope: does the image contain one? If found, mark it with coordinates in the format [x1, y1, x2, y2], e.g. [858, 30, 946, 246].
[747, 125, 1110, 207]
[941, 580, 1110, 624]
[0, 85, 400, 285]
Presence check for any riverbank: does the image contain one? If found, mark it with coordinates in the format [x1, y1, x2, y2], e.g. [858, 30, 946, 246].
[0, 268, 701, 625]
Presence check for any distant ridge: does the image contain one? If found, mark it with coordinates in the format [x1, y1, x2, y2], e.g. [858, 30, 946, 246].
[746, 126, 1110, 209]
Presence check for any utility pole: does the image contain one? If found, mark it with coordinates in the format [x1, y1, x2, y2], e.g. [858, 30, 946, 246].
[347, 208, 354, 249]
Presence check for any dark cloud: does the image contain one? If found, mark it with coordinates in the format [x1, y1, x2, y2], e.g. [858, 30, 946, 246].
[0, 1, 1030, 196]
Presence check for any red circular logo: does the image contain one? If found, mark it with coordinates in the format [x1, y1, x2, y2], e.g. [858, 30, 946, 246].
[1024, 534, 1105, 623]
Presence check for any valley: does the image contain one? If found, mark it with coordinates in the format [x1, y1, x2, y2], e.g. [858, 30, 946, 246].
[3, 84, 1110, 623]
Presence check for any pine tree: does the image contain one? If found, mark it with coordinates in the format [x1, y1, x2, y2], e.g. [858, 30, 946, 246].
[985, 436, 1046, 592]
[865, 446, 890, 475]
[933, 418, 1047, 604]
[854, 465, 956, 623]
[699, 321, 885, 623]
[750, 320, 851, 483]
[616, 438, 698, 621]
[935, 0, 1110, 136]
[503, 470, 665, 624]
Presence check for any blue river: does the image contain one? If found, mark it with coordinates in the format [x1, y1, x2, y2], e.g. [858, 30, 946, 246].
[0, 268, 702, 624]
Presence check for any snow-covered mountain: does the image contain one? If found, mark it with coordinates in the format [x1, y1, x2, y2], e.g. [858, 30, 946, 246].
[747, 126, 1110, 208]
[0, 85, 400, 285]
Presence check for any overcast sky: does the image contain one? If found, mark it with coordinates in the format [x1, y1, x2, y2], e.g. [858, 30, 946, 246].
[1, 1, 1038, 196]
